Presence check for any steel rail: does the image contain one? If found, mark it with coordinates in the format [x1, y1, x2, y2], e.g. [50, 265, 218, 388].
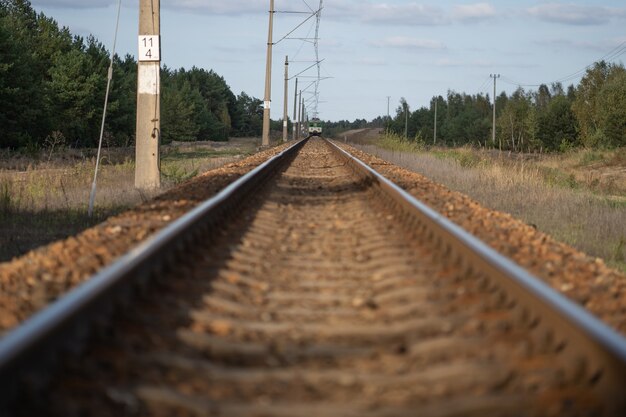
[326, 138, 626, 412]
[0, 138, 308, 408]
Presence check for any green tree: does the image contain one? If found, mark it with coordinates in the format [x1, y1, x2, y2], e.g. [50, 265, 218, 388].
[534, 84, 551, 110]
[232, 92, 262, 137]
[596, 71, 626, 148]
[180, 67, 234, 140]
[497, 88, 532, 151]
[161, 80, 200, 143]
[106, 54, 137, 147]
[536, 95, 578, 151]
[0, 0, 45, 147]
[572, 61, 626, 147]
[47, 47, 104, 146]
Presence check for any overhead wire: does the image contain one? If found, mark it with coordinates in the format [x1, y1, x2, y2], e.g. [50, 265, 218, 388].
[275, 0, 325, 120]
[301, 0, 314, 12]
[273, 7, 320, 45]
[500, 39, 626, 88]
[290, 18, 316, 61]
[475, 75, 492, 95]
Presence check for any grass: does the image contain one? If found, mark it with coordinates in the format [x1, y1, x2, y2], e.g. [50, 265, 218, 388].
[0, 139, 258, 262]
[354, 133, 626, 273]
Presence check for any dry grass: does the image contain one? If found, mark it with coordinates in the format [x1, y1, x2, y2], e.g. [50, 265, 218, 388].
[354, 136, 626, 272]
[0, 139, 258, 262]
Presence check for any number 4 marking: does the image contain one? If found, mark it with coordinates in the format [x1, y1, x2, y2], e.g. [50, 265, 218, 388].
[138, 35, 160, 62]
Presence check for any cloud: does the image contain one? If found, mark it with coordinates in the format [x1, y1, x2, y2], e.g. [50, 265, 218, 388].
[328, 1, 500, 26]
[538, 37, 626, 53]
[32, 0, 268, 14]
[435, 58, 492, 68]
[30, 1, 498, 25]
[355, 58, 388, 66]
[527, 3, 626, 26]
[31, 0, 117, 8]
[360, 3, 446, 26]
[452, 3, 496, 22]
[162, 0, 266, 15]
[372, 36, 446, 50]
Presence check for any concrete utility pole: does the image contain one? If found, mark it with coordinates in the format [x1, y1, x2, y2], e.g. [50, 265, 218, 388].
[292, 78, 298, 140]
[283, 56, 289, 142]
[491, 74, 500, 146]
[301, 96, 305, 136]
[297, 89, 302, 139]
[433, 97, 438, 145]
[262, 0, 274, 147]
[135, 0, 161, 190]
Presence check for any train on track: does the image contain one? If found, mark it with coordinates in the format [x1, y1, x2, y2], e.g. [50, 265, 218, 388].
[308, 117, 323, 136]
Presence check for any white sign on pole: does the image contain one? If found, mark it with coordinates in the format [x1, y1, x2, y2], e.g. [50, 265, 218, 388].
[138, 35, 161, 62]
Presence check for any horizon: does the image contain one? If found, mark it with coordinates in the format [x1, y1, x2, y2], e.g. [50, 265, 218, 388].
[31, 0, 626, 121]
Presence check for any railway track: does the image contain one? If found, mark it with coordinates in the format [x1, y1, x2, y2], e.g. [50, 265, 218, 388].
[1, 137, 626, 416]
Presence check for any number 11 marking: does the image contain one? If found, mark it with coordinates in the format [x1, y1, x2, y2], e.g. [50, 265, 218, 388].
[138, 35, 160, 62]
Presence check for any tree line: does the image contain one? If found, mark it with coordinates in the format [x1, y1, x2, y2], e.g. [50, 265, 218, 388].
[386, 61, 626, 151]
[0, 0, 267, 150]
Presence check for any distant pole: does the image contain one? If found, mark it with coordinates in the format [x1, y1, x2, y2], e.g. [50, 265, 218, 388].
[433, 97, 438, 145]
[292, 78, 298, 140]
[404, 104, 408, 138]
[135, 0, 161, 190]
[283, 56, 289, 142]
[491, 73, 500, 146]
[300, 91, 304, 138]
[262, 0, 274, 146]
[297, 89, 302, 140]
[301, 96, 305, 136]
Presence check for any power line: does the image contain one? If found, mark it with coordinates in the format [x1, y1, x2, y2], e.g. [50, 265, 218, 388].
[500, 40, 626, 88]
[273, 7, 321, 45]
[475, 75, 492, 95]
[289, 59, 325, 80]
[301, 0, 315, 12]
[310, 0, 323, 118]
[290, 19, 315, 61]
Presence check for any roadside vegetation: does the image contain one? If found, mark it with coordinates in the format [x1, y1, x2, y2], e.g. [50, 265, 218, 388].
[353, 132, 626, 273]
[0, 140, 256, 262]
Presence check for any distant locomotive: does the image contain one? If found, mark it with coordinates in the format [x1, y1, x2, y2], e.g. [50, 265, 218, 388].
[308, 118, 323, 136]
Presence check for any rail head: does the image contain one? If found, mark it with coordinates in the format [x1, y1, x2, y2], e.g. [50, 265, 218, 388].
[0, 138, 308, 406]
[326, 138, 626, 407]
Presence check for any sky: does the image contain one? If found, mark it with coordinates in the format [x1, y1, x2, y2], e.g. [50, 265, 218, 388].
[30, 0, 626, 122]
